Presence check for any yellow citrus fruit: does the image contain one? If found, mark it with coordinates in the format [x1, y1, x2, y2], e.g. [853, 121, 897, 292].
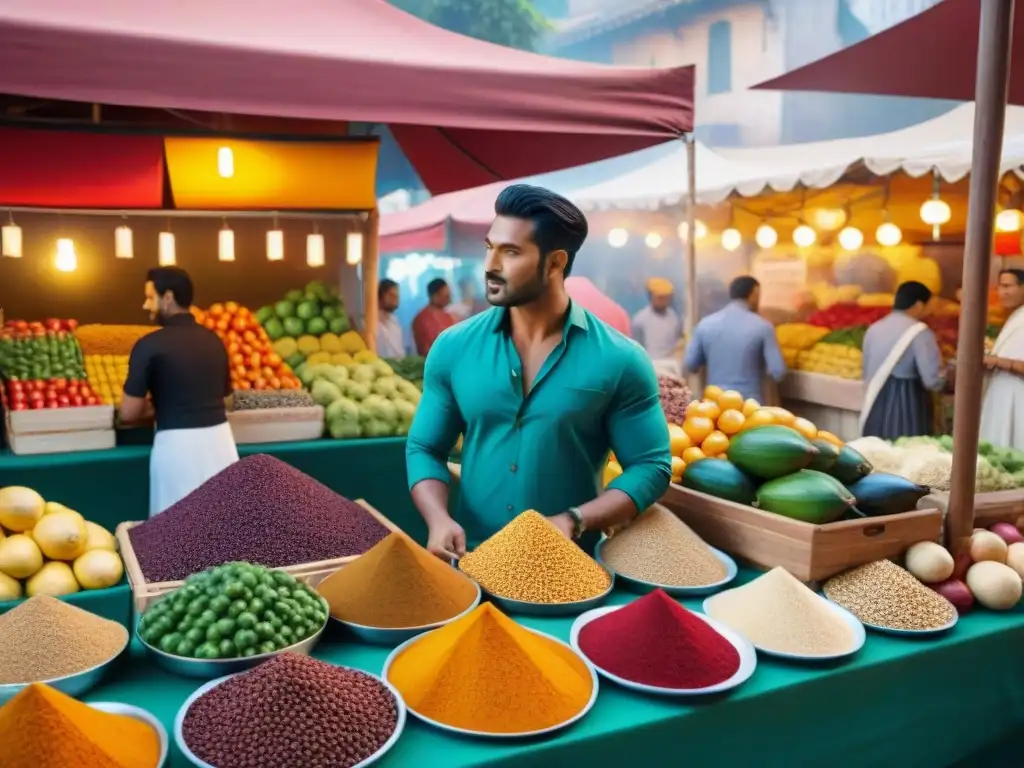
[682, 447, 707, 465]
[683, 416, 715, 444]
[742, 398, 761, 417]
[667, 424, 692, 456]
[791, 417, 819, 441]
[697, 400, 722, 422]
[742, 409, 776, 431]
[717, 409, 746, 435]
[685, 400, 704, 417]
[701, 430, 731, 457]
[703, 384, 724, 403]
[670, 456, 686, 481]
[816, 430, 844, 448]
[717, 389, 745, 412]
[767, 407, 796, 427]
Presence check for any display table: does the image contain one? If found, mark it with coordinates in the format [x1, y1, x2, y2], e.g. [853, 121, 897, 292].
[85, 577, 1024, 768]
[0, 437, 427, 543]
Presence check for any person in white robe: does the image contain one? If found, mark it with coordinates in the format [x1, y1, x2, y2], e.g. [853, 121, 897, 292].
[980, 269, 1024, 449]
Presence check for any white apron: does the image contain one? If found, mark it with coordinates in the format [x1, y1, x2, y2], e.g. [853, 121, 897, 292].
[859, 322, 928, 435]
[980, 307, 1024, 450]
[149, 421, 239, 517]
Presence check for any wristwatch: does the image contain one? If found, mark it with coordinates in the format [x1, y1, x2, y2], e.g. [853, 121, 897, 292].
[566, 506, 586, 540]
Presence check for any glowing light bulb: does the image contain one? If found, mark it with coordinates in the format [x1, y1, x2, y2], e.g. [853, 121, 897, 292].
[792, 225, 816, 248]
[838, 226, 864, 251]
[996, 209, 1023, 233]
[755, 223, 778, 249]
[55, 238, 77, 272]
[645, 232, 663, 249]
[607, 228, 628, 248]
[2, 223, 22, 258]
[217, 147, 234, 179]
[266, 229, 284, 261]
[307, 233, 326, 267]
[920, 198, 951, 226]
[875, 222, 902, 247]
[346, 231, 364, 265]
[114, 225, 133, 259]
[218, 227, 235, 262]
[721, 228, 742, 251]
[158, 232, 176, 265]
[811, 208, 846, 231]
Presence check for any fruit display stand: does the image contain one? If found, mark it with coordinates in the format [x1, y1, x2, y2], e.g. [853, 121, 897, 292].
[660, 483, 942, 582]
[4, 403, 115, 456]
[771, 373, 865, 442]
[114, 499, 399, 611]
[227, 405, 325, 445]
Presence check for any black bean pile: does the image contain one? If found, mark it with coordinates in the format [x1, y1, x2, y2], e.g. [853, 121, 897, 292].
[182, 653, 399, 768]
[231, 389, 315, 410]
[129, 454, 390, 582]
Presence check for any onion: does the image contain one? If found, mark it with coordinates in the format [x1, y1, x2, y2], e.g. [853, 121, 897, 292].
[970, 530, 1009, 564]
[990, 522, 1024, 546]
[1006, 542, 1024, 579]
[930, 579, 974, 614]
[966, 561, 1023, 611]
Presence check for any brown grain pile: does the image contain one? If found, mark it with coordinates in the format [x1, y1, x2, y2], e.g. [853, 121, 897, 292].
[460, 511, 610, 604]
[0, 596, 129, 684]
[704, 567, 857, 656]
[823, 559, 957, 631]
[601, 506, 727, 587]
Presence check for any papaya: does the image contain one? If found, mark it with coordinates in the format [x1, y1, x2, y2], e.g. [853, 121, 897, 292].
[847, 473, 930, 517]
[755, 470, 857, 525]
[681, 459, 758, 505]
[809, 439, 840, 472]
[726, 425, 818, 480]
[828, 445, 874, 484]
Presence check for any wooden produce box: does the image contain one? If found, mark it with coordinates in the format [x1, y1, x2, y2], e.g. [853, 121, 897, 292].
[775, 372, 865, 442]
[5, 404, 115, 455]
[227, 406, 324, 445]
[661, 483, 943, 583]
[925, 489, 1024, 531]
[115, 499, 399, 612]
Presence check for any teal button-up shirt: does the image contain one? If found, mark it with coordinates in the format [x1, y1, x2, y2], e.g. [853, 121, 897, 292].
[406, 301, 672, 548]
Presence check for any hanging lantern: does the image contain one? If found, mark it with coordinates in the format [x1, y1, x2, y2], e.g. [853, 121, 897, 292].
[218, 225, 235, 262]
[114, 225, 133, 259]
[754, 223, 778, 249]
[217, 147, 234, 179]
[838, 226, 864, 251]
[55, 238, 77, 272]
[307, 233, 326, 268]
[721, 228, 742, 251]
[266, 229, 284, 262]
[875, 222, 903, 247]
[346, 231, 364, 265]
[158, 231, 176, 265]
[792, 224, 816, 248]
[2, 220, 22, 258]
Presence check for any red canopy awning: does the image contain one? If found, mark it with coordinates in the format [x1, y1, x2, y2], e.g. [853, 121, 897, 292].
[0, 0, 694, 194]
[754, 0, 1024, 104]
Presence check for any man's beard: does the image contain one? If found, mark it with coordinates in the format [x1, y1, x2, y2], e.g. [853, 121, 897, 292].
[486, 264, 548, 308]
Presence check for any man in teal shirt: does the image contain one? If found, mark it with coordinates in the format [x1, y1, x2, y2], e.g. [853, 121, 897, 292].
[406, 184, 671, 557]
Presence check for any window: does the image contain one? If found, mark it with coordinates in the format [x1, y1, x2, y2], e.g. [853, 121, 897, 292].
[707, 20, 732, 95]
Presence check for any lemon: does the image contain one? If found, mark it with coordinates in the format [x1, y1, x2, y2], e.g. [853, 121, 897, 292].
[0, 571, 21, 601]
[0, 534, 44, 579]
[73, 549, 124, 590]
[84, 521, 118, 553]
[26, 561, 80, 597]
[32, 511, 88, 561]
[0, 486, 45, 532]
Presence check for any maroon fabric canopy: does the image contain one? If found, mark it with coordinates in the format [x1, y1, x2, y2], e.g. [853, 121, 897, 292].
[754, 0, 1024, 104]
[0, 0, 694, 193]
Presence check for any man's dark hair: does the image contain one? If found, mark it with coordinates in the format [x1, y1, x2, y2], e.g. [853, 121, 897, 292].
[1000, 269, 1024, 285]
[378, 278, 398, 299]
[494, 184, 588, 276]
[147, 267, 193, 308]
[893, 280, 932, 310]
[728, 275, 760, 301]
[427, 278, 448, 298]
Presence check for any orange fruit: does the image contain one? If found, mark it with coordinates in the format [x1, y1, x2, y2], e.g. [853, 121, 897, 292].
[682, 416, 715, 444]
[790, 417, 818, 441]
[697, 400, 722, 422]
[701, 430, 730, 456]
[816, 430, 844, 448]
[667, 424, 692, 457]
[685, 400, 704, 417]
[717, 409, 746, 435]
[703, 385, 724, 403]
[742, 409, 776, 431]
[682, 446, 707, 465]
[717, 389, 744, 412]
[742, 398, 761, 417]
[767, 407, 796, 427]
[670, 456, 685, 481]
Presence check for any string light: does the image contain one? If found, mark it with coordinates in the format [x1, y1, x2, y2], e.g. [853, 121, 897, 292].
[792, 224, 817, 248]
[875, 221, 903, 247]
[811, 208, 846, 231]
[607, 228, 628, 248]
[721, 228, 742, 251]
[755, 223, 778, 249]
[838, 226, 864, 250]
[996, 209, 1024, 233]
[645, 232, 663, 249]
[55, 238, 77, 272]
[2, 212, 22, 258]
[266, 216, 284, 261]
[346, 231, 364, 265]
[307, 227, 326, 268]
[158, 231, 176, 265]
[114, 224, 133, 259]
[677, 220, 707, 241]
[218, 221, 235, 262]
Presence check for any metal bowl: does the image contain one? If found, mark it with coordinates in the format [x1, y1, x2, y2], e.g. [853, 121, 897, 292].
[0, 626, 130, 704]
[91, 702, 169, 767]
[138, 615, 328, 680]
[174, 668, 407, 768]
[331, 581, 481, 645]
[382, 624, 598, 739]
[476, 567, 615, 617]
[594, 538, 738, 597]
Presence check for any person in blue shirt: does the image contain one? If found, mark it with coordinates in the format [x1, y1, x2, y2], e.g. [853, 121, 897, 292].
[405, 184, 671, 558]
[683, 275, 787, 402]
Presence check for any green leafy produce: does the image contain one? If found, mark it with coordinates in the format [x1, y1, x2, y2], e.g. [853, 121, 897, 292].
[387, 356, 426, 383]
[820, 326, 868, 349]
[137, 562, 328, 660]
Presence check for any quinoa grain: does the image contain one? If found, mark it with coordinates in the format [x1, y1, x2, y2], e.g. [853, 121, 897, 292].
[823, 559, 957, 631]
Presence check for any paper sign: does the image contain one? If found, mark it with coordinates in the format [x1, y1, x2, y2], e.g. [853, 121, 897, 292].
[751, 256, 808, 311]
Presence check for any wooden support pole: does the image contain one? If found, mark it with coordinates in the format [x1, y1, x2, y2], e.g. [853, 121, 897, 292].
[684, 134, 699, 339]
[947, 0, 1015, 558]
[362, 209, 381, 354]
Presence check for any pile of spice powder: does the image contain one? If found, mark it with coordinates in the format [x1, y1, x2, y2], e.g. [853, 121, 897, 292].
[129, 454, 390, 582]
[0, 596, 128, 685]
[386, 603, 593, 734]
[182, 653, 398, 768]
[459, 510, 611, 603]
[578, 589, 740, 688]
[601, 505, 727, 586]
[0, 683, 161, 768]
[317, 532, 478, 628]
[823, 559, 957, 631]
[703, 567, 857, 656]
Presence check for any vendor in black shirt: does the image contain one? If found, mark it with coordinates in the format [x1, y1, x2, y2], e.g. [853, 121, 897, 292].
[122, 267, 239, 517]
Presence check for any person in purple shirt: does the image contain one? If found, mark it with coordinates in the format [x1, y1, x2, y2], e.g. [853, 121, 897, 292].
[683, 276, 787, 402]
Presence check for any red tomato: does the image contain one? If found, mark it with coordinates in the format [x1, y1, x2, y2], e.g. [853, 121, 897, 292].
[231, 317, 248, 333]
[242, 330, 257, 344]
[71, 395, 83, 407]
[10, 402, 27, 411]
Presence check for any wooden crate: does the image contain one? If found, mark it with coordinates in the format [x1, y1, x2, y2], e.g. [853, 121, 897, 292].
[660, 483, 943, 583]
[227, 406, 324, 445]
[8, 404, 114, 434]
[926, 489, 1024, 530]
[8, 428, 115, 455]
[116, 499, 399, 612]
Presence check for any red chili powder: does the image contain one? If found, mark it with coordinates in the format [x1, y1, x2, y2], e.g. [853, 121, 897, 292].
[577, 589, 740, 689]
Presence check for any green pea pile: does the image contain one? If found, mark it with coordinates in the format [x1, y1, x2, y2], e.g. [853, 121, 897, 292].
[138, 562, 328, 660]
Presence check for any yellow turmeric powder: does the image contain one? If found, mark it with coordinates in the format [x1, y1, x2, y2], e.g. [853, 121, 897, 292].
[386, 603, 593, 734]
[0, 683, 161, 768]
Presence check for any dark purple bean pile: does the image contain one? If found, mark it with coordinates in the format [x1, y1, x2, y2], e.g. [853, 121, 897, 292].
[182, 653, 399, 768]
[658, 373, 693, 425]
[129, 454, 390, 582]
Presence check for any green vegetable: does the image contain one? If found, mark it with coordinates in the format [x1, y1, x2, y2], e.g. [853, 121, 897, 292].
[809, 439, 840, 472]
[681, 459, 758, 504]
[275, 300, 296, 319]
[255, 305, 276, 324]
[329, 316, 350, 335]
[726, 426, 818, 480]
[305, 317, 328, 336]
[847, 472, 930, 517]
[311, 379, 342, 407]
[827, 445, 874, 484]
[755, 469, 856, 524]
[283, 317, 305, 337]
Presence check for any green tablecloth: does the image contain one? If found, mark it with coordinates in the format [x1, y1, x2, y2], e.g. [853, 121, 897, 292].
[84, 582, 1024, 768]
[0, 438, 427, 542]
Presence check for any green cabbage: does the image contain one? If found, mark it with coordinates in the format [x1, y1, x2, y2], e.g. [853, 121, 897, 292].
[311, 379, 342, 406]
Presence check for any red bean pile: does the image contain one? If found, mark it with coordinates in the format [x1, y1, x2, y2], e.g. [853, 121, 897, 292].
[129, 454, 390, 582]
[182, 653, 399, 768]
